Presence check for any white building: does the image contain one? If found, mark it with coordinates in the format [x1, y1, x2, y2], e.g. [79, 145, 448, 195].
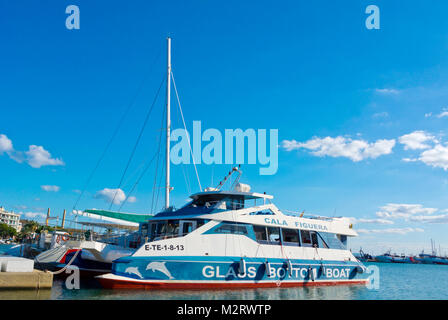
[0, 207, 22, 232]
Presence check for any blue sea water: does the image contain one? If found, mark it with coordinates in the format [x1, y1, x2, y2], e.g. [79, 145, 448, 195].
[0, 243, 446, 300]
[47, 262, 448, 300]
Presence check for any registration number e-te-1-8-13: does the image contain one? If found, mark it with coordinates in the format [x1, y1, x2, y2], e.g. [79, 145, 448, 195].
[144, 244, 185, 251]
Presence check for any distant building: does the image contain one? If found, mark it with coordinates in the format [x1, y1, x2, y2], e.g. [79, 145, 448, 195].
[0, 207, 22, 232]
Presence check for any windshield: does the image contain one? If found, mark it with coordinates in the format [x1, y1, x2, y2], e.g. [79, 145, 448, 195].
[140, 219, 208, 241]
[187, 195, 244, 211]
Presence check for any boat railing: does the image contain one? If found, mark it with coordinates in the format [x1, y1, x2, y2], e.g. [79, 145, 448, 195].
[282, 210, 336, 221]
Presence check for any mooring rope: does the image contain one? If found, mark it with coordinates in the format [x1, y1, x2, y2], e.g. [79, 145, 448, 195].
[50, 247, 82, 275]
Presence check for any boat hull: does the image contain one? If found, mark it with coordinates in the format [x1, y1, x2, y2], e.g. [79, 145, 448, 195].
[35, 248, 112, 276]
[96, 256, 369, 289]
[97, 275, 368, 289]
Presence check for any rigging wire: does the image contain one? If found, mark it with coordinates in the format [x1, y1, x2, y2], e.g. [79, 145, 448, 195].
[109, 76, 165, 210]
[154, 156, 166, 211]
[171, 93, 192, 195]
[71, 49, 162, 212]
[118, 108, 165, 213]
[150, 105, 166, 213]
[170, 71, 202, 192]
[118, 149, 159, 212]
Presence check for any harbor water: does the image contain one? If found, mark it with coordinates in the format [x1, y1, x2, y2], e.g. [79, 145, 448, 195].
[0, 243, 447, 300]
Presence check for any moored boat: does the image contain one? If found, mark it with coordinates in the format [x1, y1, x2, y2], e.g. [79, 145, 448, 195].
[96, 38, 369, 289]
[97, 181, 368, 289]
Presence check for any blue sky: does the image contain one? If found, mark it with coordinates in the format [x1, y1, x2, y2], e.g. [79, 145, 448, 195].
[1, 0, 448, 255]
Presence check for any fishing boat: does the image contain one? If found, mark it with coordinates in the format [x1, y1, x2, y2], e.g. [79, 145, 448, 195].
[415, 240, 448, 265]
[95, 38, 369, 289]
[354, 248, 375, 262]
[375, 251, 414, 263]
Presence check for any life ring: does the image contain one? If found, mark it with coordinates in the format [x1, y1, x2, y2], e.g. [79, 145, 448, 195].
[56, 235, 61, 244]
[62, 235, 69, 241]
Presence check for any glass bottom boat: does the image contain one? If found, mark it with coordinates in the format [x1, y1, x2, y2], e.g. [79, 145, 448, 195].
[96, 183, 369, 289]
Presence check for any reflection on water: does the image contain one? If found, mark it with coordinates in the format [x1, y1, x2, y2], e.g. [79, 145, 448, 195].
[48, 278, 366, 300]
[2, 263, 448, 300]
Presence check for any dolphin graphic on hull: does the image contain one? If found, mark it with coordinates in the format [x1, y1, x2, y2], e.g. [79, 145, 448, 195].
[146, 262, 174, 279]
[125, 267, 143, 279]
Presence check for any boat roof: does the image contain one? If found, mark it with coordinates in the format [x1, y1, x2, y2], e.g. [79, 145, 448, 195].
[189, 190, 274, 200]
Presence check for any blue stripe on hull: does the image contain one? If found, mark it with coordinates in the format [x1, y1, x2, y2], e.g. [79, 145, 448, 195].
[111, 256, 368, 283]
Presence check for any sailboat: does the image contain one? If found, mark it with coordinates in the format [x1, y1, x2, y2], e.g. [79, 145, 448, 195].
[94, 38, 369, 289]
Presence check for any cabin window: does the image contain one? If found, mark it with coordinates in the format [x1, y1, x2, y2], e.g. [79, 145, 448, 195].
[266, 227, 281, 245]
[140, 223, 149, 239]
[316, 232, 329, 249]
[254, 225, 268, 243]
[281, 228, 300, 246]
[190, 195, 244, 211]
[300, 230, 313, 247]
[310, 231, 319, 248]
[337, 235, 347, 248]
[249, 209, 275, 215]
[166, 221, 180, 237]
[147, 219, 208, 241]
[181, 221, 194, 235]
[153, 220, 180, 240]
[318, 232, 345, 250]
[214, 222, 248, 235]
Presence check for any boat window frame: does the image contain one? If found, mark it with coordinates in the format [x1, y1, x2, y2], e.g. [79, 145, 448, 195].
[300, 229, 313, 247]
[253, 225, 268, 243]
[281, 228, 301, 247]
[266, 226, 281, 245]
[179, 220, 197, 237]
[210, 222, 249, 235]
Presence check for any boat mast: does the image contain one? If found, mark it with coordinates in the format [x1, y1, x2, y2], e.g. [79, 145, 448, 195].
[165, 37, 172, 209]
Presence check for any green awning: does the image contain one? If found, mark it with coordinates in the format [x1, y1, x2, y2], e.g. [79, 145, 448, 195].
[83, 209, 153, 224]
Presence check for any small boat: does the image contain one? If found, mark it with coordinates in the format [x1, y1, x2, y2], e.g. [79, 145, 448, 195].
[34, 221, 141, 276]
[3, 230, 69, 259]
[354, 248, 375, 262]
[374, 251, 413, 263]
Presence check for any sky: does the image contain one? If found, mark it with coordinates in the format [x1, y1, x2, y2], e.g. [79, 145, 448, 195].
[1, 0, 448, 255]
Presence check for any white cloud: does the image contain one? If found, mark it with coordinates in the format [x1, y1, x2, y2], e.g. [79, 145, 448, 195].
[0, 134, 13, 154]
[25, 145, 65, 168]
[282, 136, 395, 162]
[349, 217, 394, 225]
[0, 134, 64, 169]
[94, 188, 137, 205]
[95, 188, 126, 205]
[372, 112, 389, 119]
[398, 131, 436, 150]
[357, 227, 424, 235]
[425, 112, 432, 118]
[437, 110, 448, 118]
[41, 185, 60, 192]
[375, 88, 400, 95]
[409, 214, 448, 224]
[402, 158, 418, 162]
[418, 144, 448, 170]
[22, 211, 47, 220]
[376, 203, 437, 219]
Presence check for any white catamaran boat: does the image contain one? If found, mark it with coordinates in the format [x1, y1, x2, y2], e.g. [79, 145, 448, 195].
[96, 38, 369, 289]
